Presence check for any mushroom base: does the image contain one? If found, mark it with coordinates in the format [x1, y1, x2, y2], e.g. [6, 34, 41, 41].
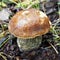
[17, 36, 42, 51]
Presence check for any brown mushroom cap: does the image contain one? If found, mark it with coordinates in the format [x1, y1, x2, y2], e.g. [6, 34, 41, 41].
[8, 8, 51, 39]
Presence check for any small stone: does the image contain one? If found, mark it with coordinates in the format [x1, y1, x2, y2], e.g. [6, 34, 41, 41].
[0, 8, 11, 21]
[46, 8, 56, 15]
[45, 2, 54, 8]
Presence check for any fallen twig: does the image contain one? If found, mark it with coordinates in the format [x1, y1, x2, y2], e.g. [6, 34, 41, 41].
[48, 42, 59, 54]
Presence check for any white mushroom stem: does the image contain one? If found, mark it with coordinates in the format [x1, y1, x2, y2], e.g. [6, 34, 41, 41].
[17, 36, 42, 51]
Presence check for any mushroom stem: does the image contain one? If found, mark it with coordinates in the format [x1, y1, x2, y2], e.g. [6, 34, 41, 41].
[17, 36, 42, 51]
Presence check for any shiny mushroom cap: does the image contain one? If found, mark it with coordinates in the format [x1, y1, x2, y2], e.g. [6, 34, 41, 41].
[8, 8, 51, 39]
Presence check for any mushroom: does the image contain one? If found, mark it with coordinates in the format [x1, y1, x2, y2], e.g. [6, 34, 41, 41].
[8, 8, 51, 51]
